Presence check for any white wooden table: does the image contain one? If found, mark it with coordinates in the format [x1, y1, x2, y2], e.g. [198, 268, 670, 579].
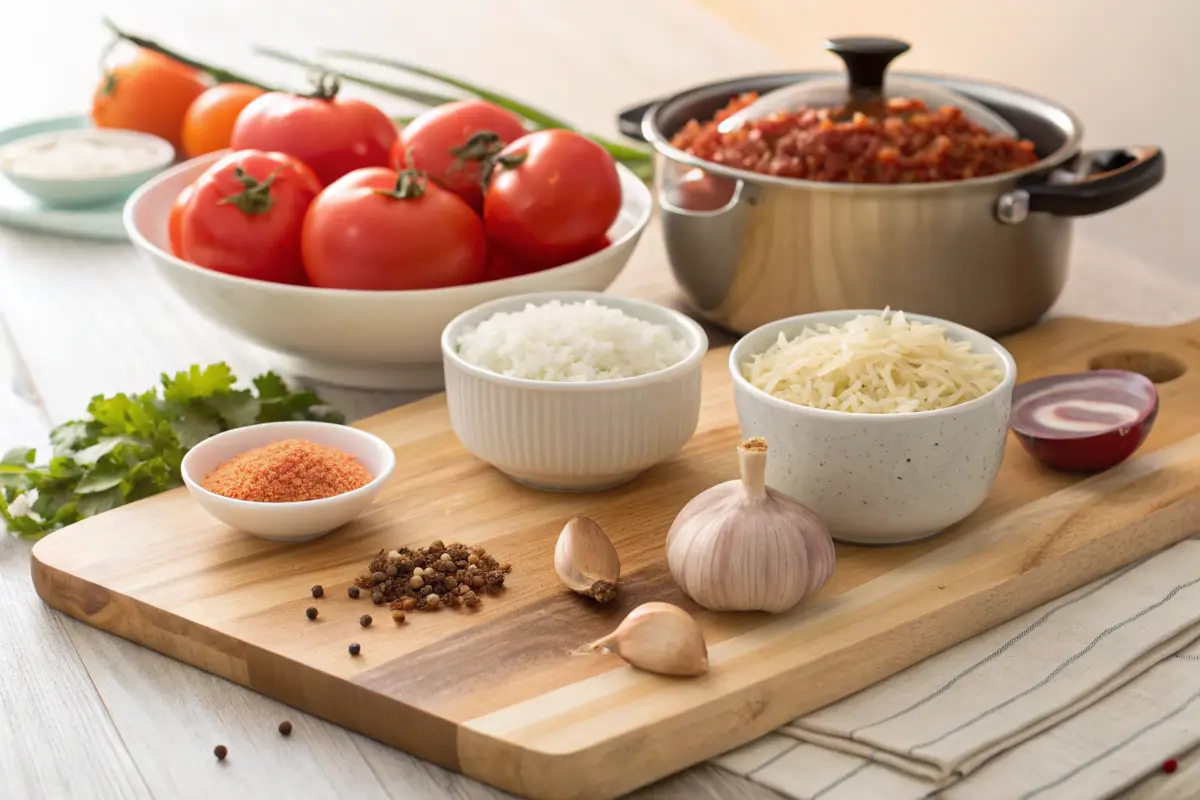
[2, 2, 1197, 798]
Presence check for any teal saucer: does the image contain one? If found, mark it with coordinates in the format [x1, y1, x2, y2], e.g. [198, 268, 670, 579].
[0, 115, 153, 241]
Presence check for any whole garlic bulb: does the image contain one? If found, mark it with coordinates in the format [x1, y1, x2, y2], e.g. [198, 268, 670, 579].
[666, 437, 835, 613]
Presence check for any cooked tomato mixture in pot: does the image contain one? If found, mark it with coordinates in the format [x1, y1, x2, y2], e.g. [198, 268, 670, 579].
[669, 93, 1039, 183]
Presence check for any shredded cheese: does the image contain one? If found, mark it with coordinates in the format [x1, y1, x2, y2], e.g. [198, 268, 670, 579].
[741, 309, 1003, 414]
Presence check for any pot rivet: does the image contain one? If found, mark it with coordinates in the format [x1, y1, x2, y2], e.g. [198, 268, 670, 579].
[996, 190, 1030, 224]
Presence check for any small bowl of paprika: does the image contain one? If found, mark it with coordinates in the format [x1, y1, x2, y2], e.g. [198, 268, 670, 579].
[181, 421, 396, 542]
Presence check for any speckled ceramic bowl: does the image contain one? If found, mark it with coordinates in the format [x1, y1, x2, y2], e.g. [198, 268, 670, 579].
[729, 310, 1017, 545]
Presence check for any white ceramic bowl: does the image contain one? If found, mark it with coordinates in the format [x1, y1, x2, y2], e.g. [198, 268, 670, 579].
[124, 151, 653, 391]
[0, 127, 175, 209]
[442, 291, 708, 491]
[729, 310, 1017, 545]
[181, 421, 396, 542]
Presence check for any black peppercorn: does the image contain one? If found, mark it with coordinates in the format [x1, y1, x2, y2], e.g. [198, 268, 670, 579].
[372, 591, 384, 605]
[278, 721, 292, 736]
[385, 564, 398, 578]
[372, 571, 388, 583]
[359, 614, 372, 627]
[310, 585, 324, 599]
[348, 586, 360, 599]
[305, 607, 318, 620]
[348, 643, 361, 656]
[214, 745, 228, 760]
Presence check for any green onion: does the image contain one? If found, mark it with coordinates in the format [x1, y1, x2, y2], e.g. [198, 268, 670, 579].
[254, 47, 460, 109]
[102, 18, 277, 91]
[319, 49, 651, 163]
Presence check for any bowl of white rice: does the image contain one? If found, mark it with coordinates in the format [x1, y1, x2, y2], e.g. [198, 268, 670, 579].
[442, 291, 708, 491]
[730, 308, 1017, 545]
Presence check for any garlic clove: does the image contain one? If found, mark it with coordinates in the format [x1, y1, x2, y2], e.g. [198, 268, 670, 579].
[666, 437, 836, 614]
[584, 602, 708, 677]
[555, 516, 621, 603]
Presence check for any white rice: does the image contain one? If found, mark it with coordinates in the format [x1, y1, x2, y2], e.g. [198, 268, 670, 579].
[455, 299, 691, 382]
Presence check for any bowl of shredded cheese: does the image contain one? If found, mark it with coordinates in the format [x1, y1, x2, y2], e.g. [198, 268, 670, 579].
[730, 308, 1016, 545]
[442, 291, 708, 491]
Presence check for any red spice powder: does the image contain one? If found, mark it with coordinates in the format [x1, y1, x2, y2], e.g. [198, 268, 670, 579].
[202, 438, 374, 502]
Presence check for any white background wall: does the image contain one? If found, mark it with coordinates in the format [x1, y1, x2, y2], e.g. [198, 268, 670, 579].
[697, 0, 1199, 287]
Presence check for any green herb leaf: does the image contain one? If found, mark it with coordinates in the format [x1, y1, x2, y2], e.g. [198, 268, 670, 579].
[170, 416, 222, 452]
[161, 363, 236, 404]
[72, 436, 136, 466]
[4, 512, 46, 537]
[205, 389, 259, 430]
[252, 372, 289, 399]
[1, 447, 34, 466]
[75, 459, 130, 494]
[49, 421, 94, 456]
[0, 364, 344, 539]
[76, 490, 119, 519]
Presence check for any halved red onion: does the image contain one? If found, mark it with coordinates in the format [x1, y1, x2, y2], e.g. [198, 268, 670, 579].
[1009, 369, 1159, 473]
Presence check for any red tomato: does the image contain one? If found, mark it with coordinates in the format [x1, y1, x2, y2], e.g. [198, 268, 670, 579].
[177, 150, 322, 285]
[483, 130, 621, 268]
[483, 235, 611, 281]
[482, 248, 538, 282]
[391, 100, 527, 213]
[168, 181, 195, 258]
[230, 76, 398, 186]
[301, 167, 487, 290]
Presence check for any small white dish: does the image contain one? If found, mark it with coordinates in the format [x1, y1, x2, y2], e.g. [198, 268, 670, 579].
[125, 151, 653, 391]
[442, 291, 708, 491]
[180, 421, 396, 542]
[0, 115, 139, 241]
[730, 310, 1017, 545]
[0, 127, 174, 209]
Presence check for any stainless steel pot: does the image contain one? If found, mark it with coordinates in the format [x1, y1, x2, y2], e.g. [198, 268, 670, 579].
[617, 49, 1165, 336]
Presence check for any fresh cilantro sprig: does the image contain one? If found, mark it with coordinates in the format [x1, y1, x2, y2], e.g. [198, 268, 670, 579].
[0, 363, 344, 538]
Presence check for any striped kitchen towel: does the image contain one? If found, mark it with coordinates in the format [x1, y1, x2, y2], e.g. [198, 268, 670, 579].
[713, 537, 1200, 799]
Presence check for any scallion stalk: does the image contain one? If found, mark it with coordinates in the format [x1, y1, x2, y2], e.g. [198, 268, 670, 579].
[319, 49, 652, 163]
[254, 47, 460, 109]
[102, 18, 276, 91]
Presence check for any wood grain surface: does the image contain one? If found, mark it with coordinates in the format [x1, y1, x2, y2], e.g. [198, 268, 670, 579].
[28, 316, 1200, 799]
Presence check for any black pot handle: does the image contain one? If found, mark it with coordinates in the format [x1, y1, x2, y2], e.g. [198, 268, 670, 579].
[617, 100, 658, 142]
[996, 146, 1165, 223]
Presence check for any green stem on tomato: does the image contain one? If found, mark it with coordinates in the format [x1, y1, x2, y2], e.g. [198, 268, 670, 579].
[479, 149, 529, 188]
[218, 166, 283, 215]
[372, 169, 428, 200]
[300, 71, 342, 101]
[102, 18, 277, 90]
[317, 48, 653, 163]
[255, 47, 461, 109]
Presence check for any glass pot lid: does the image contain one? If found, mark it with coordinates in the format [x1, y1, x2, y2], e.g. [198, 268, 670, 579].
[717, 37, 1018, 136]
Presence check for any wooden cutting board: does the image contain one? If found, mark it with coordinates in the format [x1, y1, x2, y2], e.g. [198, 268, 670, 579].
[31, 316, 1200, 800]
